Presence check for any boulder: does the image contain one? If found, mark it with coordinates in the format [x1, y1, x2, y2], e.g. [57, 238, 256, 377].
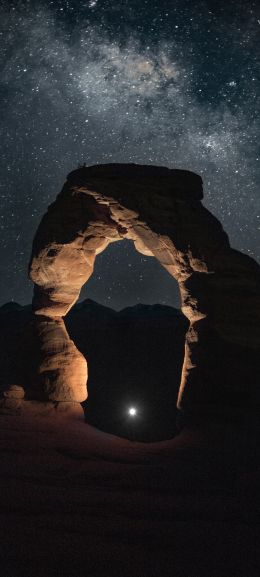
[1, 385, 25, 399]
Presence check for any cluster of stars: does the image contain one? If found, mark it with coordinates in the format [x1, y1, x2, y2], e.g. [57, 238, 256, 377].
[0, 0, 259, 307]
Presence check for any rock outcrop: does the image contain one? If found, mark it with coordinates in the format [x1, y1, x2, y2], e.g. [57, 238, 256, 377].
[28, 164, 260, 420]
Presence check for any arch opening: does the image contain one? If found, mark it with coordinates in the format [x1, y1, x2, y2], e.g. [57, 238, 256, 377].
[65, 237, 186, 441]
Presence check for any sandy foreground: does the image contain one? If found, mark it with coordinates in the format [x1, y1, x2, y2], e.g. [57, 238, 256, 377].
[0, 410, 260, 577]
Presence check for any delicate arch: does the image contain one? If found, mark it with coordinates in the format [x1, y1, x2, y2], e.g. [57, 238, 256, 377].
[29, 164, 260, 419]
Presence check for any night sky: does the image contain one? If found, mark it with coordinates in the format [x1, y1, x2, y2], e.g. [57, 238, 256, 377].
[0, 0, 259, 310]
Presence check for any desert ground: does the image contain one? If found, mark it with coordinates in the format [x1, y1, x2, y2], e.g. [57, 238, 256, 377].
[1, 409, 259, 577]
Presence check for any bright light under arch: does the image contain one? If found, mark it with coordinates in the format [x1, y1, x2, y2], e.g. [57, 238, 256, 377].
[128, 407, 137, 417]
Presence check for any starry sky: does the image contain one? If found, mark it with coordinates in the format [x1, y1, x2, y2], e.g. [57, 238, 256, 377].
[0, 0, 259, 310]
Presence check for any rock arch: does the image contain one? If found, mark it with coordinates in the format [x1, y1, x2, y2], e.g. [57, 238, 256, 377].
[29, 164, 260, 420]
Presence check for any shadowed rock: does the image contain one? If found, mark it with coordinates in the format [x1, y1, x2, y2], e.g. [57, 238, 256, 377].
[28, 163, 260, 421]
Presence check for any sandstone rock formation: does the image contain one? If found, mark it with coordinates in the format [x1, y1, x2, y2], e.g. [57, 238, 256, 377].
[28, 164, 260, 420]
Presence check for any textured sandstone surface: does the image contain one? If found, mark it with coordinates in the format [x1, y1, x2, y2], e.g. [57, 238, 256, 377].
[34, 316, 88, 402]
[28, 163, 260, 418]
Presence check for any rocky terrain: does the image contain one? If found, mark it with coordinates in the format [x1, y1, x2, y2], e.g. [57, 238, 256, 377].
[0, 298, 259, 577]
[0, 299, 188, 441]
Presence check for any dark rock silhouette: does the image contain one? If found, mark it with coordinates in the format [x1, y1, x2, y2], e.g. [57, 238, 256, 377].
[69, 300, 188, 441]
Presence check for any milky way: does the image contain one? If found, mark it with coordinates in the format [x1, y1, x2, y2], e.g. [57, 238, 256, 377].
[0, 0, 259, 308]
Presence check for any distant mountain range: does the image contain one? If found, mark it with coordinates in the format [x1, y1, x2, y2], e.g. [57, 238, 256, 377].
[0, 298, 182, 318]
[0, 299, 188, 441]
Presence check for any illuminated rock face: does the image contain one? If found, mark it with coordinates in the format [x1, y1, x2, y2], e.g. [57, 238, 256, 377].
[29, 164, 260, 416]
[34, 317, 88, 402]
